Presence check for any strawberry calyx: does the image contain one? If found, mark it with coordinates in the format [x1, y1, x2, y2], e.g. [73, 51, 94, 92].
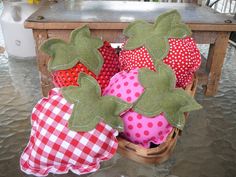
[40, 25, 104, 75]
[123, 10, 192, 66]
[133, 63, 202, 130]
[62, 72, 132, 132]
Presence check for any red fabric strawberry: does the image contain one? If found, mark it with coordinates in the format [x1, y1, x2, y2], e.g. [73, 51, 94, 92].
[52, 41, 120, 91]
[40, 26, 120, 93]
[119, 37, 201, 88]
[20, 88, 118, 176]
[20, 72, 132, 176]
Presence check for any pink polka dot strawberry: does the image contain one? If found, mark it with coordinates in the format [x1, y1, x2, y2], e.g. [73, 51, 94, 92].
[104, 63, 202, 148]
[20, 73, 132, 176]
[103, 68, 171, 147]
[119, 10, 201, 88]
[40, 26, 120, 92]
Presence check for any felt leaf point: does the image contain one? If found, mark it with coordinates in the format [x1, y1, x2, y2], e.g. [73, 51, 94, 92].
[40, 26, 104, 75]
[134, 63, 202, 130]
[123, 10, 192, 65]
[62, 72, 132, 132]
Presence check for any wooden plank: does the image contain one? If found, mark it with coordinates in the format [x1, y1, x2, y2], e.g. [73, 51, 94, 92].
[47, 29, 218, 44]
[25, 21, 236, 32]
[47, 29, 125, 43]
[196, 55, 209, 86]
[33, 29, 54, 97]
[205, 32, 230, 96]
[192, 31, 217, 44]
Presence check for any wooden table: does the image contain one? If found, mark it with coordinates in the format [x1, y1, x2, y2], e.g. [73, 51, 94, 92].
[25, 0, 236, 96]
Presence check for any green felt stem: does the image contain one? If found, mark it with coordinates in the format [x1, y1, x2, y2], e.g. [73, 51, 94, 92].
[134, 63, 202, 130]
[62, 72, 132, 132]
[40, 25, 104, 75]
[123, 10, 192, 64]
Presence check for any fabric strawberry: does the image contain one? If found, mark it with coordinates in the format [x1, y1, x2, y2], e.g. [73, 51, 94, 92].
[40, 26, 120, 92]
[103, 64, 202, 148]
[119, 10, 201, 88]
[20, 73, 131, 176]
[119, 37, 201, 88]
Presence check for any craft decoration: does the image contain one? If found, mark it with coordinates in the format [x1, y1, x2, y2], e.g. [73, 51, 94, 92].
[134, 63, 202, 130]
[20, 88, 118, 176]
[41, 28, 120, 91]
[62, 72, 132, 132]
[40, 25, 103, 75]
[119, 37, 201, 88]
[103, 68, 173, 147]
[123, 10, 192, 65]
[104, 63, 201, 146]
[20, 9, 203, 175]
[52, 41, 120, 91]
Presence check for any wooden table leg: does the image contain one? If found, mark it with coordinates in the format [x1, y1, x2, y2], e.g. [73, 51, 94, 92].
[33, 29, 54, 97]
[205, 32, 230, 96]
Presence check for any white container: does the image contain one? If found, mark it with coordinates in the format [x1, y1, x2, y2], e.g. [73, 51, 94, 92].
[0, 1, 39, 59]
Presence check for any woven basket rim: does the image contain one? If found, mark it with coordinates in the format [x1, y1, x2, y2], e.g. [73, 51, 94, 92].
[117, 75, 198, 164]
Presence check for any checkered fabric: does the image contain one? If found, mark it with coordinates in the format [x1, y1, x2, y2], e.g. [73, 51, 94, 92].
[20, 88, 118, 176]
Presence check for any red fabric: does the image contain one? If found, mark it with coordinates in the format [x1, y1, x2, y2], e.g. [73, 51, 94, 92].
[52, 41, 120, 92]
[119, 37, 201, 88]
[20, 88, 118, 176]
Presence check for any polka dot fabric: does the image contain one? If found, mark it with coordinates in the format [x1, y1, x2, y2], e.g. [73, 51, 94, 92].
[103, 68, 144, 103]
[53, 63, 95, 88]
[103, 68, 173, 148]
[122, 111, 173, 148]
[119, 37, 201, 88]
[52, 41, 120, 92]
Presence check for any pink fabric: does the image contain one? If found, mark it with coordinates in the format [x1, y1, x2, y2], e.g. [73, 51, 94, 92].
[20, 88, 118, 176]
[103, 69, 143, 103]
[122, 111, 173, 148]
[104, 69, 173, 148]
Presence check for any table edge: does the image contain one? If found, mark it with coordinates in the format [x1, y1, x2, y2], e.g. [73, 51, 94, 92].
[24, 21, 236, 32]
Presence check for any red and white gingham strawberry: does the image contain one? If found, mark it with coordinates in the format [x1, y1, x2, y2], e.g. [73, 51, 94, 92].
[20, 72, 133, 176]
[52, 41, 120, 91]
[40, 26, 120, 92]
[20, 88, 118, 176]
[119, 37, 201, 88]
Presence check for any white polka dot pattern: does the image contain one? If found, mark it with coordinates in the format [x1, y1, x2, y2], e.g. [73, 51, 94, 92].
[119, 37, 201, 88]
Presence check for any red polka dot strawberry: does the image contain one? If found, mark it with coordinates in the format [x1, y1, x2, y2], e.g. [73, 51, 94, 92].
[20, 73, 132, 176]
[104, 63, 202, 148]
[40, 26, 120, 92]
[119, 10, 201, 88]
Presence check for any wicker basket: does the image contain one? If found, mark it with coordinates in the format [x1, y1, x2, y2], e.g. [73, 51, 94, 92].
[117, 75, 198, 164]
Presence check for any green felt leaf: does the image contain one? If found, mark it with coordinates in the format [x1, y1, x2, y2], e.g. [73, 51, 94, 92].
[134, 89, 163, 117]
[134, 63, 202, 130]
[161, 89, 202, 130]
[138, 64, 175, 91]
[169, 24, 192, 38]
[153, 10, 182, 35]
[145, 36, 169, 66]
[123, 10, 192, 62]
[165, 111, 186, 130]
[40, 26, 104, 75]
[62, 72, 132, 132]
[124, 20, 154, 50]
